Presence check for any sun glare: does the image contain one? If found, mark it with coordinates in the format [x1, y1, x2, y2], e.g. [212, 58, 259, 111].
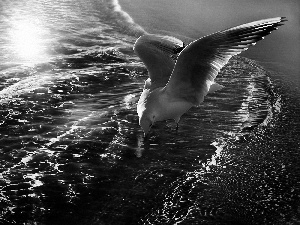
[9, 19, 49, 65]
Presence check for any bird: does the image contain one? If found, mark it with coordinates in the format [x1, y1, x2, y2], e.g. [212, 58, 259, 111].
[134, 17, 286, 136]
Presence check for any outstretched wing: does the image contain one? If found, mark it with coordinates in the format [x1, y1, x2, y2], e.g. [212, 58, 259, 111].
[164, 17, 286, 105]
[134, 34, 184, 90]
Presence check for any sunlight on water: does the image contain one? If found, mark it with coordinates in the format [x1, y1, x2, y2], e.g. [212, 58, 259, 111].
[9, 18, 49, 65]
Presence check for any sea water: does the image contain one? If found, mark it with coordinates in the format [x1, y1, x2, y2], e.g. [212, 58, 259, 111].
[0, 0, 299, 224]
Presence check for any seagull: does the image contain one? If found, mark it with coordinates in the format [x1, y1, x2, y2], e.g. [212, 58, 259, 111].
[134, 17, 286, 136]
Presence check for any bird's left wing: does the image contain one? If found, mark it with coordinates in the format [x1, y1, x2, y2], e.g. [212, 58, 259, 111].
[164, 17, 286, 105]
[134, 34, 184, 90]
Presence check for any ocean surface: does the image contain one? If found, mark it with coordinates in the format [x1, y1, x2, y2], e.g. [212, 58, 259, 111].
[0, 0, 299, 224]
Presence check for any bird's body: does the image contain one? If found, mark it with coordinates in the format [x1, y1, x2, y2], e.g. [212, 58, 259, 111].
[138, 87, 193, 123]
[134, 17, 286, 135]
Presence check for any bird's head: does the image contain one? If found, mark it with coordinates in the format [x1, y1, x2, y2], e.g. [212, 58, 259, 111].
[139, 110, 156, 137]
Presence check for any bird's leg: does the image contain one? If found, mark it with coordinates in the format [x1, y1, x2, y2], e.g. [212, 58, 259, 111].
[176, 123, 179, 131]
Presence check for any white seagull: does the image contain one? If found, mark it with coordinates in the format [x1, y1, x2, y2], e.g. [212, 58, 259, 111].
[134, 17, 286, 136]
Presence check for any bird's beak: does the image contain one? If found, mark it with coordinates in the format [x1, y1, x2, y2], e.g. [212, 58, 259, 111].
[143, 123, 153, 138]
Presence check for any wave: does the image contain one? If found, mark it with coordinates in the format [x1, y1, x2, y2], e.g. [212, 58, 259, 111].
[0, 71, 52, 104]
[106, 0, 147, 37]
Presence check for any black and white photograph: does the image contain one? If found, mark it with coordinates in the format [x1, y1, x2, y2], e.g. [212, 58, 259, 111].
[0, 0, 299, 224]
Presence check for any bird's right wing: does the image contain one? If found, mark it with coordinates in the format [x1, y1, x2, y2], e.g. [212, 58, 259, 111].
[134, 34, 184, 90]
[164, 17, 286, 105]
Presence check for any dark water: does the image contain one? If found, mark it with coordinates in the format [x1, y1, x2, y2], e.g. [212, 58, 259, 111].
[0, 0, 299, 224]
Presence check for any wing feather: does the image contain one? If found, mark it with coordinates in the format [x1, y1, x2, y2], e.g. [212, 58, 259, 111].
[134, 34, 184, 90]
[165, 17, 286, 105]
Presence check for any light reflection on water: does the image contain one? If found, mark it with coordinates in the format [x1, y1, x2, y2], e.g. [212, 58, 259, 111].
[8, 18, 49, 65]
[0, 0, 55, 67]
